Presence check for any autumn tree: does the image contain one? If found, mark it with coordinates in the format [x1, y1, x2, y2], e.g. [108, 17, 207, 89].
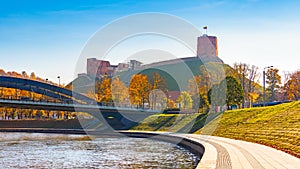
[30, 72, 36, 80]
[21, 71, 29, 79]
[111, 77, 128, 105]
[96, 77, 112, 103]
[148, 72, 167, 109]
[284, 70, 300, 100]
[248, 65, 260, 92]
[187, 74, 210, 110]
[233, 63, 260, 107]
[177, 91, 193, 109]
[161, 98, 176, 109]
[166, 98, 176, 108]
[266, 68, 281, 101]
[129, 74, 151, 108]
[0, 69, 6, 76]
[233, 63, 249, 84]
[87, 89, 97, 100]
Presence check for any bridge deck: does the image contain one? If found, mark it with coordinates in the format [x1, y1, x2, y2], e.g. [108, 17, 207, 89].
[0, 99, 157, 113]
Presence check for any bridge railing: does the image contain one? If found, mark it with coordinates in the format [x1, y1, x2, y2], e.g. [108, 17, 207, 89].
[0, 97, 158, 112]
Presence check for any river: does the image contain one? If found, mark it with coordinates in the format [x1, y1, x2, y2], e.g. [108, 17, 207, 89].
[0, 132, 199, 168]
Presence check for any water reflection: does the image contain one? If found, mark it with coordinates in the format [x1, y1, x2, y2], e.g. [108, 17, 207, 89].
[0, 133, 199, 168]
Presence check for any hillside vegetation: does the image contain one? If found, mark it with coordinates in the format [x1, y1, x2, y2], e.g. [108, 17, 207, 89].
[131, 114, 200, 132]
[196, 101, 300, 158]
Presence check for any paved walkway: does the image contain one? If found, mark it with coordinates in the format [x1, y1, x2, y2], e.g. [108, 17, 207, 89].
[172, 134, 300, 169]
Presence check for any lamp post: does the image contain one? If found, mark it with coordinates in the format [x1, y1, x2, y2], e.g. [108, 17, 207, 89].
[242, 72, 245, 108]
[57, 76, 60, 86]
[263, 66, 273, 106]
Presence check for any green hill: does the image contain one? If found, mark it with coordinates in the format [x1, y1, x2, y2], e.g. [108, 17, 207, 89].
[68, 58, 233, 93]
[119, 59, 231, 91]
[66, 74, 98, 94]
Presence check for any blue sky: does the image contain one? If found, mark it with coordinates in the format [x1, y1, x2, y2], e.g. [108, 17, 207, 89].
[1, 0, 300, 84]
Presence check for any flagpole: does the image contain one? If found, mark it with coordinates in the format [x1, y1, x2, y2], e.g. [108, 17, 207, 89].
[203, 26, 208, 34]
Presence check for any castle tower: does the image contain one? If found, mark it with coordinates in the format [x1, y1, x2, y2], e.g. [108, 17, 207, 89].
[87, 58, 98, 76]
[197, 34, 218, 57]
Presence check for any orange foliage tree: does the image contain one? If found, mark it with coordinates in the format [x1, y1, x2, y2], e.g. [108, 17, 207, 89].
[129, 74, 151, 108]
[284, 70, 300, 100]
[111, 77, 128, 105]
[96, 77, 112, 102]
[148, 72, 167, 110]
[187, 73, 210, 109]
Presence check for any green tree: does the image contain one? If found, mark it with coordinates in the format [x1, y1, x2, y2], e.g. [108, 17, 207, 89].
[225, 76, 244, 108]
[177, 91, 193, 109]
[208, 76, 243, 109]
[266, 68, 281, 101]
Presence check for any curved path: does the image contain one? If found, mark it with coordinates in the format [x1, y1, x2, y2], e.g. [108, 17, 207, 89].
[171, 134, 300, 169]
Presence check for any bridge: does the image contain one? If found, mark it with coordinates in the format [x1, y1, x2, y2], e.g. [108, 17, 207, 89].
[0, 76, 94, 103]
[0, 76, 158, 129]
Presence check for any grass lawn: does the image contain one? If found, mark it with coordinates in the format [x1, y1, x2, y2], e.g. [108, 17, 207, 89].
[131, 113, 200, 132]
[196, 101, 300, 158]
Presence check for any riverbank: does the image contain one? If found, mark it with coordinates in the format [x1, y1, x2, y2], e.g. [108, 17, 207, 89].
[133, 101, 300, 158]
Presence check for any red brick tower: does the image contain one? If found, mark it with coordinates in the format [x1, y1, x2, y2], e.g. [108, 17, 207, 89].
[87, 58, 98, 76]
[197, 34, 218, 57]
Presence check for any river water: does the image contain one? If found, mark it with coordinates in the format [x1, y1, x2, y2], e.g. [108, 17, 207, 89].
[0, 133, 199, 168]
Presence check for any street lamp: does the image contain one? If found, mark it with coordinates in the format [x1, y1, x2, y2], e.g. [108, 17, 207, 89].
[263, 66, 273, 106]
[57, 76, 60, 86]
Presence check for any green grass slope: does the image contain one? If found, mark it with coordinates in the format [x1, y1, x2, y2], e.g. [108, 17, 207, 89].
[196, 101, 300, 158]
[131, 113, 200, 132]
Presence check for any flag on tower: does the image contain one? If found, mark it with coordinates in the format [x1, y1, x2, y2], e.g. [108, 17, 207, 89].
[203, 26, 207, 29]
